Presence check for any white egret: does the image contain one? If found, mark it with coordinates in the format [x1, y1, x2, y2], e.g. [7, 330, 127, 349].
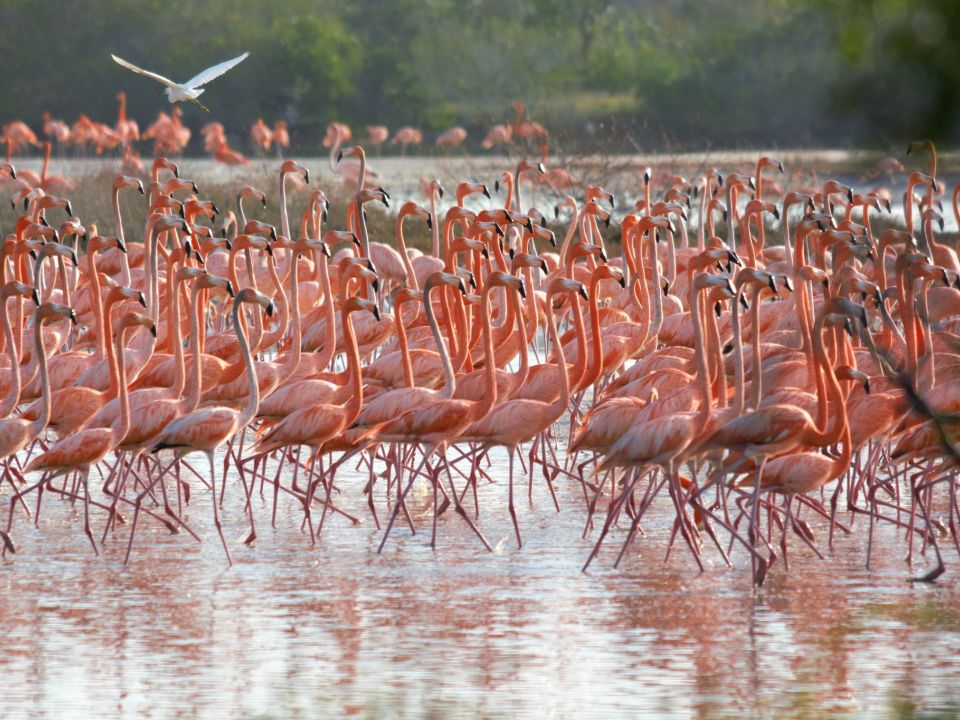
[110, 52, 249, 112]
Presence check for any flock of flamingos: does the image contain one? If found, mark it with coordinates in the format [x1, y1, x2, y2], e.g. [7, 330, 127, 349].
[0, 107, 958, 586]
[1, 95, 540, 175]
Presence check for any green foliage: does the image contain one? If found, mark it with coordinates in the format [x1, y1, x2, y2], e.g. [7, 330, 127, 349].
[0, 0, 958, 148]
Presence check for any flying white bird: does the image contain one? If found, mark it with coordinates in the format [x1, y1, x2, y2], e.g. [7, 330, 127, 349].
[110, 52, 250, 112]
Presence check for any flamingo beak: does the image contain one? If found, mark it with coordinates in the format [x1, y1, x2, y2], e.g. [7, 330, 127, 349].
[494, 180, 500, 193]
[321, 242, 332, 258]
[517, 278, 527, 299]
[426, 214, 433, 230]
[481, 185, 490, 199]
[579, 285, 588, 301]
[30, 289, 39, 306]
[225, 281, 235, 298]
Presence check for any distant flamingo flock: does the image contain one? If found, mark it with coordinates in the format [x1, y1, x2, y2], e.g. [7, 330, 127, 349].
[2, 96, 547, 174]
[0, 119, 959, 585]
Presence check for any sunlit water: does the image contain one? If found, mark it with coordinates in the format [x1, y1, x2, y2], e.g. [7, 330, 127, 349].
[2, 439, 960, 719]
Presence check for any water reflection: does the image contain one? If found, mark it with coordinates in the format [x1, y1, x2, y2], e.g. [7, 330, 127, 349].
[2, 446, 960, 719]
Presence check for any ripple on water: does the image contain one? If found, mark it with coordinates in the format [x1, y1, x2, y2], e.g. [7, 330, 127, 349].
[1, 444, 960, 718]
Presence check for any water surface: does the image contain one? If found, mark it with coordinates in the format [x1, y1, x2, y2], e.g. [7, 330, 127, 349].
[2, 446, 959, 719]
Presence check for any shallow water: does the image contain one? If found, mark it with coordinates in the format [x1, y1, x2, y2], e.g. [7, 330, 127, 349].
[2, 443, 960, 719]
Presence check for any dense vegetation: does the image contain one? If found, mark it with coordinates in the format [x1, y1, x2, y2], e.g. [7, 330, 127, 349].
[0, 0, 956, 151]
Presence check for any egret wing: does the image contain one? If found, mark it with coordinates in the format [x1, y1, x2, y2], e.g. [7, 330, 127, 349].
[183, 52, 249, 89]
[111, 55, 180, 89]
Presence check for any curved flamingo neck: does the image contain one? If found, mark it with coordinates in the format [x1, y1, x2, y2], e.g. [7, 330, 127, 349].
[544, 294, 568, 417]
[31, 319, 52, 437]
[280, 172, 292, 239]
[424, 279, 457, 399]
[509, 285, 529, 390]
[235, 300, 260, 428]
[474, 283, 499, 420]
[730, 284, 747, 416]
[691, 284, 713, 426]
[112, 187, 133, 285]
[748, 285, 765, 410]
[395, 212, 420, 289]
[582, 273, 605, 389]
[705, 290, 728, 407]
[558, 201, 579, 267]
[102, 298, 121, 397]
[316, 253, 337, 371]
[567, 292, 589, 391]
[808, 314, 844, 446]
[277, 249, 304, 382]
[113, 325, 134, 443]
[395, 298, 415, 388]
[86, 249, 107, 362]
[341, 307, 365, 420]
[183, 283, 206, 411]
[0, 296, 20, 416]
[256, 253, 288, 352]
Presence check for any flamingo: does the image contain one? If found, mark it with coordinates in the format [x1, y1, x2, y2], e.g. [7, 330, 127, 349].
[250, 118, 273, 153]
[20, 311, 154, 554]
[149, 288, 274, 563]
[436, 126, 467, 148]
